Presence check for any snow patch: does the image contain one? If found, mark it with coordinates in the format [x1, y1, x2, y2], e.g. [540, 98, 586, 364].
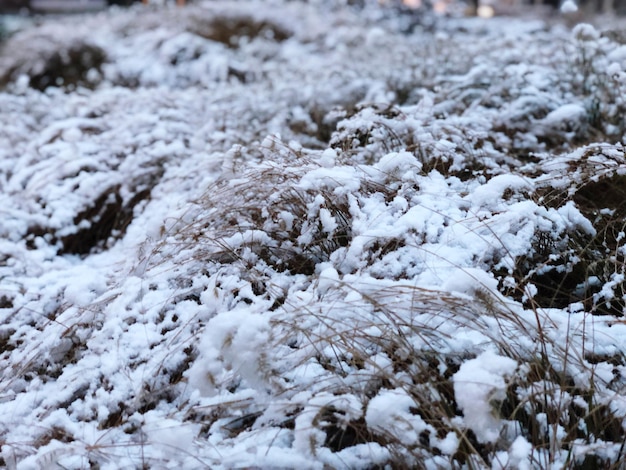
[453, 350, 517, 444]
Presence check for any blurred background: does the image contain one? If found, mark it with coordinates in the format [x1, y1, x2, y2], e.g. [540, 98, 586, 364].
[0, 0, 624, 16]
[0, 0, 625, 44]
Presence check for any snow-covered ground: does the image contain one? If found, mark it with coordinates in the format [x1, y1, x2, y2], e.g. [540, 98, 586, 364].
[1, 1, 626, 468]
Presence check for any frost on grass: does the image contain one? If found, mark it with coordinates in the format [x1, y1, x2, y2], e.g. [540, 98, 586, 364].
[2, 3, 626, 469]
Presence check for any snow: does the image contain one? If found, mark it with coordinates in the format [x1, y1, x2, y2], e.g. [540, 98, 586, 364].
[453, 350, 518, 444]
[1, 1, 626, 468]
[543, 103, 586, 124]
[560, 0, 578, 14]
[365, 388, 434, 446]
[573, 22, 600, 41]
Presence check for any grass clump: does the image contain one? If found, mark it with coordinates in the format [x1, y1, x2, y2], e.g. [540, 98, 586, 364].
[163, 136, 626, 469]
[187, 275, 626, 468]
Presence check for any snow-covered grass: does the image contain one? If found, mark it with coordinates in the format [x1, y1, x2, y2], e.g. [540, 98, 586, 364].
[1, 1, 626, 468]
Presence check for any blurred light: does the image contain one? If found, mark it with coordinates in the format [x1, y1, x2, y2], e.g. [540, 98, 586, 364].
[403, 0, 422, 8]
[433, 0, 448, 13]
[477, 5, 495, 17]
